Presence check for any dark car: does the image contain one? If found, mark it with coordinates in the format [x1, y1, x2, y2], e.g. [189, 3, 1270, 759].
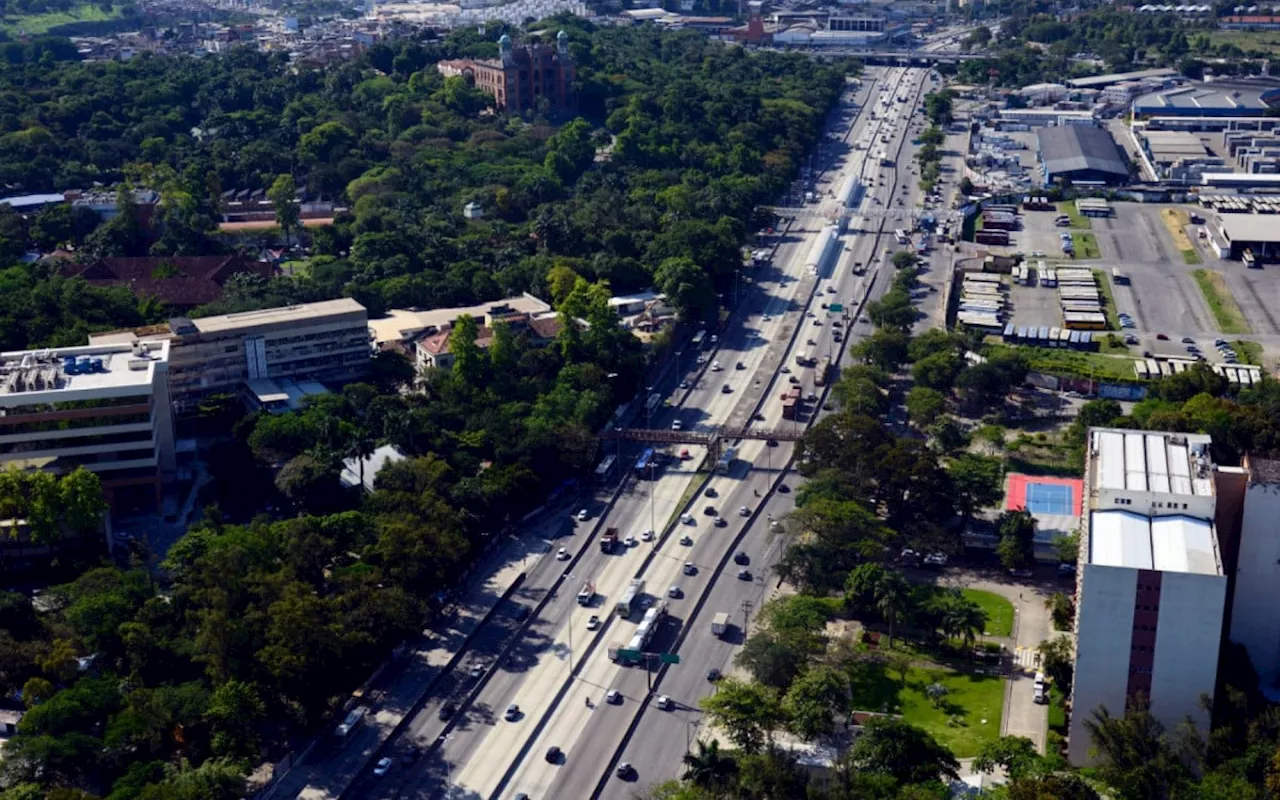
[707, 667, 722, 681]
[438, 702, 457, 721]
[546, 746, 562, 763]
[734, 551, 750, 565]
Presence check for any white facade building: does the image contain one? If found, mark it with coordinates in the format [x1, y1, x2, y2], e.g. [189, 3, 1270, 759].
[0, 341, 175, 509]
[1069, 428, 1226, 766]
[1229, 456, 1280, 693]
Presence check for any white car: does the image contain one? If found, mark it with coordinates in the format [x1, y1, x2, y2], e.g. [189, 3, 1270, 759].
[656, 695, 673, 710]
[739, 506, 751, 517]
[587, 615, 601, 631]
[668, 585, 681, 598]
[681, 513, 695, 525]
[557, 547, 570, 560]
[671, 419, 683, 431]
[576, 509, 590, 522]
[624, 535, 638, 547]
[374, 757, 393, 777]
[683, 562, 697, 576]
[711, 361, 722, 372]
[641, 529, 654, 542]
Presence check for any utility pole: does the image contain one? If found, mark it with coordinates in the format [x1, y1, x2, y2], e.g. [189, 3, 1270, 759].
[740, 599, 754, 634]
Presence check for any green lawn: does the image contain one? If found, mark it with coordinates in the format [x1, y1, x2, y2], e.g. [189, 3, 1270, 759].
[1048, 683, 1067, 734]
[962, 589, 1014, 637]
[987, 343, 1138, 382]
[1233, 339, 1263, 367]
[1191, 269, 1252, 334]
[1207, 28, 1280, 56]
[1072, 233, 1101, 260]
[1181, 248, 1201, 265]
[1057, 202, 1092, 230]
[1, 3, 121, 33]
[847, 659, 1005, 758]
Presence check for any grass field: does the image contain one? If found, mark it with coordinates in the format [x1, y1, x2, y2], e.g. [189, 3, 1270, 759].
[1, 3, 121, 33]
[1233, 339, 1263, 366]
[989, 343, 1137, 382]
[1072, 233, 1101, 260]
[1160, 208, 1201, 265]
[1208, 28, 1280, 56]
[847, 659, 1005, 758]
[1192, 269, 1252, 334]
[1057, 202, 1091, 230]
[962, 589, 1014, 637]
[1092, 269, 1119, 330]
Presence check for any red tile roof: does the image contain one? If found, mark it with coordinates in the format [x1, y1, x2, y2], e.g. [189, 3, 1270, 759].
[63, 255, 274, 307]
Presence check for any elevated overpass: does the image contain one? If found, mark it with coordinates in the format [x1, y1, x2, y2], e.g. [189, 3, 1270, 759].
[778, 48, 986, 65]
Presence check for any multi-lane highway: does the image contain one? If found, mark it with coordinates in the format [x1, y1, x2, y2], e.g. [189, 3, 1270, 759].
[345, 65, 938, 800]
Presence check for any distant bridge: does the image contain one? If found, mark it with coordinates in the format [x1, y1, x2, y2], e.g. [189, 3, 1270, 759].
[604, 425, 806, 458]
[788, 48, 985, 65]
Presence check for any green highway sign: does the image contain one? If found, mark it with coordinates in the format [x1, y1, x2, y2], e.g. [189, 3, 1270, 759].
[829, 303, 844, 313]
[617, 649, 641, 661]
[660, 653, 680, 664]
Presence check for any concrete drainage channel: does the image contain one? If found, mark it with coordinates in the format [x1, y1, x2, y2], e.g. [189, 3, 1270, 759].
[588, 67, 923, 799]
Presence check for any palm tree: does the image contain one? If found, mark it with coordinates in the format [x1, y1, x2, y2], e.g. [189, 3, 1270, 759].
[941, 594, 988, 650]
[345, 425, 378, 491]
[873, 570, 913, 650]
[682, 738, 737, 794]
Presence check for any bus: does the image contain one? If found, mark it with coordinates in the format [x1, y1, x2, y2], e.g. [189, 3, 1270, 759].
[595, 454, 617, 483]
[716, 447, 736, 474]
[895, 228, 910, 244]
[634, 447, 655, 477]
[618, 602, 667, 664]
[690, 330, 706, 349]
[616, 578, 645, 619]
[1111, 268, 1129, 285]
[1244, 248, 1259, 269]
[333, 707, 367, 748]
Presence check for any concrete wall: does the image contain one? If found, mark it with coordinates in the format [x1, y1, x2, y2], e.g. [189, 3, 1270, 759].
[1151, 570, 1225, 740]
[1070, 564, 1138, 766]
[1231, 480, 1280, 689]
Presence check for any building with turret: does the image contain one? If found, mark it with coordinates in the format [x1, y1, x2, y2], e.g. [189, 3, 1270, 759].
[436, 31, 575, 115]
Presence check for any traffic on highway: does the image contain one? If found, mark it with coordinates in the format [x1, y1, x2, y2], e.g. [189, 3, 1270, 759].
[338, 63, 943, 800]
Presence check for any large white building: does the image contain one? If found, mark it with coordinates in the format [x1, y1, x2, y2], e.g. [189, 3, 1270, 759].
[92, 299, 370, 415]
[1229, 456, 1280, 694]
[1069, 428, 1226, 766]
[0, 341, 175, 510]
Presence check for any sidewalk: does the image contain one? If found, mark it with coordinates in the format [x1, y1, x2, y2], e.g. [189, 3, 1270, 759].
[263, 506, 572, 800]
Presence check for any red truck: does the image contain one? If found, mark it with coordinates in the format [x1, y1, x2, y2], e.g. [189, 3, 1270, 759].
[600, 527, 619, 553]
[781, 394, 798, 420]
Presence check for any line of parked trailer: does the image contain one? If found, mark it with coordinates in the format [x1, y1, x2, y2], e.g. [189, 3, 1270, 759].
[1134, 358, 1263, 385]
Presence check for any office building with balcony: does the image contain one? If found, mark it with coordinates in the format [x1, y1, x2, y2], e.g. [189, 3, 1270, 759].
[0, 341, 175, 509]
[1068, 428, 1226, 766]
[91, 298, 370, 415]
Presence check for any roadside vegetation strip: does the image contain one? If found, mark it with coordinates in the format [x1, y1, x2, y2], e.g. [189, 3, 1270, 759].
[1191, 269, 1252, 335]
[1233, 339, 1264, 367]
[1181, 248, 1201, 265]
[961, 589, 1014, 637]
[1090, 269, 1120, 330]
[1057, 201, 1091, 230]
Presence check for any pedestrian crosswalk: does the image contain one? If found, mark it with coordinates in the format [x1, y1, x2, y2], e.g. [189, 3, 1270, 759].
[1012, 646, 1041, 672]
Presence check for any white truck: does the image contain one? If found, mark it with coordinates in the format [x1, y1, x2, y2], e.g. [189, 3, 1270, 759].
[711, 612, 730, 638]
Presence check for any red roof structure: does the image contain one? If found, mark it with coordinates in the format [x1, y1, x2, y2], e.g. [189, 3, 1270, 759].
[63, 256, 274, 307]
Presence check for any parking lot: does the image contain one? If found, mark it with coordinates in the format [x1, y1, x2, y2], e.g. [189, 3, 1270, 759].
[1006, 276, 1063, 331]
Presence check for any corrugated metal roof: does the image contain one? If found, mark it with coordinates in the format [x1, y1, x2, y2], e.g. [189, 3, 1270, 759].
[1090, 510, 1154, 569]
[1125, 433, 1148, 491]
[1096, 430, 1127, 490]
[1146, 434, 1171, 494]
[1151, 515, 1218, 575]
[1038, 126, 1128, 178]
